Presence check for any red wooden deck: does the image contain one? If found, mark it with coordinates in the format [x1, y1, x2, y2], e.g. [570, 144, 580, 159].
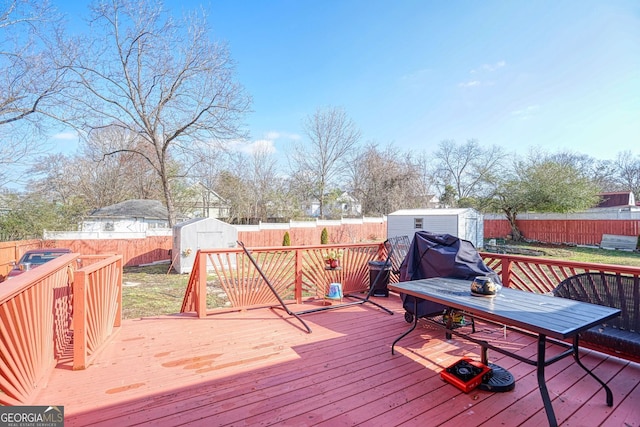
[34, 294, 639, 426]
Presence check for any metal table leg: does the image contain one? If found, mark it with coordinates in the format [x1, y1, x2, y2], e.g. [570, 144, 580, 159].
[537, 335, 558, 427]
[391, 298, 418, 355]
[571, 336, 614, 406]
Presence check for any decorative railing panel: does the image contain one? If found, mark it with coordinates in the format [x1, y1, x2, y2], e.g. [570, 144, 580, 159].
[73, 255, 123, 370]
[480, 253, 640, 294]
[0, 253, 123, 403]
[180, 243, 384, 317]
[0, 254, 77, 405]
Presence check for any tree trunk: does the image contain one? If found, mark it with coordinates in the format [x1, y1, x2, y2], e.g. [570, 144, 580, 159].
[504, 208, 523, 241]
[161, 172, 176, 227]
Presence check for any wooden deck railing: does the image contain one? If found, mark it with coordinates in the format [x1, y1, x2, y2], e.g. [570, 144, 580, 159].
[181, 242, 386, 317]
[181, 243, 640, 317]
[73, 254, 123, 370]
[0, 253, 122, 404]
[0, 254, 77, 405]
[480, 252, 640, 293]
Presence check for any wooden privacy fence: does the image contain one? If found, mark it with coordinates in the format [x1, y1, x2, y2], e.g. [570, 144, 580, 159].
[0, 253, 122, 404]
[484, 219, 640, 246]
[236, 221, 386, 247]
[181, 242, 386, 317]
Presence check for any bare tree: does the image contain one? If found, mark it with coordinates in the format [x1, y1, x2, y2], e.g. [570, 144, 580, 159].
[214, 165, 253, 224]
[0, 0, 68, 186]
[27, 153, 78, 205]
[613, 151, 640, 200]
[433, 139, 507, 204]
[247, 145, 281, 221]
[348, 143, 433, 215]
[28, 127, 166, 213]
[290, 106, 361, 218]
[63, 0, 251, 225]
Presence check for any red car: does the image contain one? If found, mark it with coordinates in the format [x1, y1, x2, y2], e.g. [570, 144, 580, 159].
[6, 248, 72, 279]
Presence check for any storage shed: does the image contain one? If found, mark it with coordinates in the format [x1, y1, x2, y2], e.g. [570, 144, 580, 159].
[387, 208, 484, 249]
[172, 217, 238, 274]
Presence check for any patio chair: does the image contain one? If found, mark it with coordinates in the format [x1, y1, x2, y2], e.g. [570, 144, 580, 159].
[384, 235, 411, 281]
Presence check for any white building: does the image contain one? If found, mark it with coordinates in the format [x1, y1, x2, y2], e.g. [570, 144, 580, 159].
[387, 208, 484, 248]
[81, 199, 170, 233]
[172, 217, 238, 274]
[304, 192, 362, 218]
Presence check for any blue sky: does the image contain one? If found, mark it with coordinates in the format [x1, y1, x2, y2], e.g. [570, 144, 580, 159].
[53, 0, 640, 162]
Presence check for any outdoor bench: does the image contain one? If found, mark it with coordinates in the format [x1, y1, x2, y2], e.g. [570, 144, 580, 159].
[553, 272, 640, 363]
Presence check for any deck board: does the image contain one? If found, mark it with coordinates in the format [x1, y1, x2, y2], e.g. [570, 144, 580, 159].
[33, 295, 639, 426]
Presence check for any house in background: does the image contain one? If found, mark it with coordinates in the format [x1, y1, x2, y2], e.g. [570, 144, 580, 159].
[81, 199, 171, 232]
[594, 191, 639, 211]
[304, 192, 362, 218]
[176, 182, 231, 220]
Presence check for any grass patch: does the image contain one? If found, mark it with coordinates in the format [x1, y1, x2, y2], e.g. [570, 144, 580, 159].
[122, 263, 190, 319]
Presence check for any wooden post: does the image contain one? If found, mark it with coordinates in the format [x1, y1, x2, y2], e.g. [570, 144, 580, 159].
[503, 257, 513, 288]
[73, 269, 87, 370]
[295, 249, 303, 304]
[114, 256, 122, 327]
[197, 251, 207, 318]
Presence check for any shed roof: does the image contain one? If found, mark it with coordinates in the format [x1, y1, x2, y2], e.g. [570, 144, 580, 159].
[89, 199, 169, 220]
[388, 208, 479, 216]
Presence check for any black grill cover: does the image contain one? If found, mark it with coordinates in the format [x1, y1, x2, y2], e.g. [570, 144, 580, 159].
[399, 231, 502, 317]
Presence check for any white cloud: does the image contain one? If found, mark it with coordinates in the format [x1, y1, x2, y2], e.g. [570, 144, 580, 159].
[458, 80, 481, 88]
[251, 138, 277, 153]
[229, 138, 277, 155]
[471, 60, 507, 73]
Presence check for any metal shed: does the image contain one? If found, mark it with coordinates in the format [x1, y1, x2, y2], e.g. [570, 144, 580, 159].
[387, 208, 484, 249]
[172, 217, 238, 274]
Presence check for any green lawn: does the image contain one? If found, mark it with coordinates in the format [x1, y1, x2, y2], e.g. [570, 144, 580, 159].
[121, 263, 190, 320]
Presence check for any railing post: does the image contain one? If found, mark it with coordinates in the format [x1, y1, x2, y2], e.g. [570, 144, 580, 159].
[295, 249, 303, 303]
[197, 251, 207, 318]
[502, 257, 513, 288]
[114, 256, 122, 328]
[73, 269, 87, 370]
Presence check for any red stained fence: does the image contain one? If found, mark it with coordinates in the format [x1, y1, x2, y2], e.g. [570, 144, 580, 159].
[485, 219, 640, 246]
[236, 222, 386, 247]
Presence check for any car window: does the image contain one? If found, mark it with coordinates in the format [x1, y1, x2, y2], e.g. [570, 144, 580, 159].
[29, 255, 44, 264]
[23, 251, 68, 265]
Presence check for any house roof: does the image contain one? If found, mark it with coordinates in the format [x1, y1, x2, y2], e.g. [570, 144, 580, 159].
[89, 199, 169, 220]
[596, 192, 636, 208]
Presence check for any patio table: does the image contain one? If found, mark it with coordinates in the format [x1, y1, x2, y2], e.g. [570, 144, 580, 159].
[389, 277, 621, 427]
